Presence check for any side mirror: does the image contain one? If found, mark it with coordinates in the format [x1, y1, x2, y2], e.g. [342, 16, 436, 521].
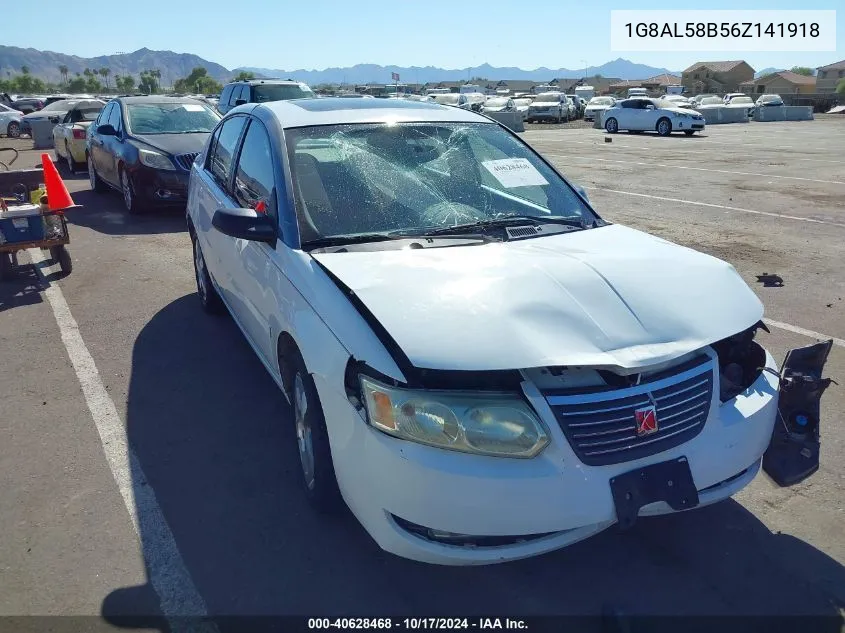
[212, 207, 276, 244]
[49, 116, 60, 124]
[97, 124, 117, 136]
[234, 98, 247, 106]
[574, 184, 589, 201]
[645, 104, 655, 110]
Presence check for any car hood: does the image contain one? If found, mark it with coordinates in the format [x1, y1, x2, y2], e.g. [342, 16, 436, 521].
[529, 102, 559, 108]
[585, 105, 611, 110]
[131, 133, 210, 156]
[663, 106, 700, 116]
[312, 224, 763, 372]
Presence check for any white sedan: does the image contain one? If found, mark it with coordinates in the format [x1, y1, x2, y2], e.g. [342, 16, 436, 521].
[186, 97, 826, 565]
[0, 103, 22, 138]
[583, 96, 616, 121]
[481, 97, 516, 114]
[603, 98, 706, 136]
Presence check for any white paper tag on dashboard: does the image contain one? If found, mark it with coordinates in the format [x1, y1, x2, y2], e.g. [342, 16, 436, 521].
[181, 104, 205, 112]
[482, 158, 548, 188]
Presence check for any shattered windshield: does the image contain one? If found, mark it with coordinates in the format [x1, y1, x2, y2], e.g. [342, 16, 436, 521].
[535, 93, 561, 103]
[285, 122, 597, 246]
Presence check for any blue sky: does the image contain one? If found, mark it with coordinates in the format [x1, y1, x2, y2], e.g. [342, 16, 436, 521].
[3, 0, 842, 72]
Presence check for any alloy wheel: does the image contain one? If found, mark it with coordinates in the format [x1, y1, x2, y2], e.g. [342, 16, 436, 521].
[294, 373, 315, 491]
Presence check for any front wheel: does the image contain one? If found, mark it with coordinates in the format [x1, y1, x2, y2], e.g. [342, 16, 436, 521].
[605, 117, 619, 133]
[656, 117, 672, 136]
[88, 154, 107, 193]
[289, 351, 343, 514]
[7, 121, 21, 138]
[120, 168, 144, 214]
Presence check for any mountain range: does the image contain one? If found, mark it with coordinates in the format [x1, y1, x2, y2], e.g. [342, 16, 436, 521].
[1, 46, 680, 86]
[0, 46, 231, 85]
[237, 59, 680, 84]
[754, 67, 786, 78]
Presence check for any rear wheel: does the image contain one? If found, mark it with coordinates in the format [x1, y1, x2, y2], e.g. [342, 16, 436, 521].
[50, 245, 72, 275]
[7, 121, 21, 138]
[65, 142, 80, 174]
[605, 117, 619, 133]
[656, 117, 672, 136]
[0, 253, 14, 280]
[192, 234, 224, 314]
[88, 154, 107, 193]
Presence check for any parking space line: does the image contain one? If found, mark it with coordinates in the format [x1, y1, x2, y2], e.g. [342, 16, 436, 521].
[763, 319, 845, 349]
[581, 186, 845, 228]
[535, 139, 845, 165]
[26, 249, 214, 627]
[547, 154, 845, 185]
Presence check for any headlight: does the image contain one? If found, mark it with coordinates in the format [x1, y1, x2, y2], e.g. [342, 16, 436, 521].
[139, 149, 176, 171]
[359, 376, 549, 458]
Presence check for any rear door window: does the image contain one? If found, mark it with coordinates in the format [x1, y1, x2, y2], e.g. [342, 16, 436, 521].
[220, 85, 233, 110]
[208, 116, 247, 192]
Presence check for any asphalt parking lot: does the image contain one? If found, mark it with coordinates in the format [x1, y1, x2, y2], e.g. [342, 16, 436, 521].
[1, 118, 843, 631]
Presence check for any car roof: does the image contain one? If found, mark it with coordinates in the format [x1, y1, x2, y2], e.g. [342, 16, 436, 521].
[257, 97, 490, 129]
[228, 79, 306, 86]
[117, 95, 209, 105]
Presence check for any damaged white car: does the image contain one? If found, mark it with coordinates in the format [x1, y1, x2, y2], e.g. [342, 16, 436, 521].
[187, 98, 831, 565]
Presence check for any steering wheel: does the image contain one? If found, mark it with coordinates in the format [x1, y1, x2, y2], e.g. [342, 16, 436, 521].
[421, 201, 488, 227]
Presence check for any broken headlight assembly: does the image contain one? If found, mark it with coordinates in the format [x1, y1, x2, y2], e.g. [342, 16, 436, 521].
[358, 375, 549, 458]
[712, 321, 769, 402]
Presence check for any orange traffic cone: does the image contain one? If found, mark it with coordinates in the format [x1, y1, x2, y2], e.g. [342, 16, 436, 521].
[41, 153, 76, 213]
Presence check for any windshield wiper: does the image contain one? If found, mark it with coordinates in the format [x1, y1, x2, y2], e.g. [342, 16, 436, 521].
[423, 214, 594, 236]
[301, 231, 495, 250]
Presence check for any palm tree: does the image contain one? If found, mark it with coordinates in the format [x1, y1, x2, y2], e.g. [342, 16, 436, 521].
[21, 65, 30, 75]
[151, 68, 161, 92]
[99, 68, 111, 89]
[59, 64, 69, 85]
[83, 68, 92, 78]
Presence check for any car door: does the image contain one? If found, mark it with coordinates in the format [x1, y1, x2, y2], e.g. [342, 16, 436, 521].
[614, 100, 635, 129]
[90, 102, 113, 176]
[640, 100, 660, 130]
[100, 101, 125, 185]
[219, 85, 234, 114]
[227, 118, 280, 362]
[52, 112, 70, 154]
[195, 115, 249, 316]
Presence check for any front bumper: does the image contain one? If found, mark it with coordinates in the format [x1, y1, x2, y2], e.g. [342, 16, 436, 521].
[527, 109, 562, 120]
[129, 166, 190, 206]
[318, 349, 780, 565]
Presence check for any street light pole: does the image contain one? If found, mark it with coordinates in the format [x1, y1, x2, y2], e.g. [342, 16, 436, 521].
[581, 60, 588, 80]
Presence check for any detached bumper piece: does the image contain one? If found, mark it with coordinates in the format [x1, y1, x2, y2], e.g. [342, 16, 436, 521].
[763, 340, 833, 487]
[610, 457, 699, 530]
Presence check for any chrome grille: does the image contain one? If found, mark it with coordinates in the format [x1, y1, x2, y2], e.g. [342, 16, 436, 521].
[544, 356, 714, 466]
[175, 152, 199, 171]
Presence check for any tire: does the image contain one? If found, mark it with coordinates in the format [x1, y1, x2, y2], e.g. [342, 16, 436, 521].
[7, 121, 21, 138]
[88, 154, 107, 193]
[285, 347, 343, 514]
[0, 253, 14, 280]
[191, 234, 224, 315]
[656, 117, 672, 136]
[51, 245, 72, 275]
[119, 167, 144, 214]
[605, 117, 619, 133]
[684, 130, 695, 136]
[65, 143, 80, 174]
